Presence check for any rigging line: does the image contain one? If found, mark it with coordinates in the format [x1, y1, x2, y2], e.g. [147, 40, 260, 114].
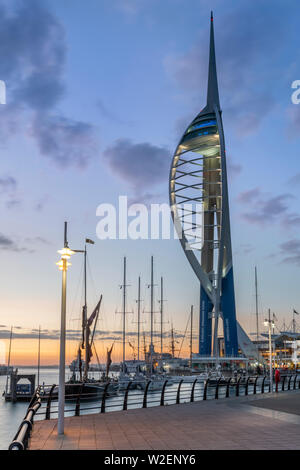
[92, 341, 102, 369]
[68, 256, 84, 324]
[86, 253, 98, 307]
[178, 315, 190, 358]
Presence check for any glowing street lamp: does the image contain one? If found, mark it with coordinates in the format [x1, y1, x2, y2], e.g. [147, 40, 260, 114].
[264, 308, 275, 393]
[57, 222, 75, 435]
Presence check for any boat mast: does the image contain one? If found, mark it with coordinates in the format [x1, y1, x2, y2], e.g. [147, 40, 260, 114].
[190, 305, 193, 369]
[37, 325, 41, 387]
[160, 277, 163, 358]
[171, 324, 175, 359]
[83, 244, 89, 380]
[255, 266, 259, 342]
[5, 326, 13, 395]
[150, 256, 154, 373]
[137, 276, 141, 362]
[122, 257, 127, 373]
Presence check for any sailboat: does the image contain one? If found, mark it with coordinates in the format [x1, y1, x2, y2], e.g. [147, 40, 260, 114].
[136, 257, 173, 391]
[66, 239, 118, 399]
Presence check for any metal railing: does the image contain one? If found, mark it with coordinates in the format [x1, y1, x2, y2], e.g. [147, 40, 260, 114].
[9, 387, 42, 450]
[8, 373, 300, 450]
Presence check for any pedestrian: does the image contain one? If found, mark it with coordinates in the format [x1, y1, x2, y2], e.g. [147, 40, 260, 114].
[275, 368, 280, 392]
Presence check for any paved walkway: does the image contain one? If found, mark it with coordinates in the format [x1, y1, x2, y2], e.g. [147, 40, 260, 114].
[29, 391, 300, 450]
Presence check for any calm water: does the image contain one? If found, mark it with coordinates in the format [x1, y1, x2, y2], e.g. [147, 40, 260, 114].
[0, 368, 63, 450]
[1, 368, 272, 450]
[0, 367, 204, 450]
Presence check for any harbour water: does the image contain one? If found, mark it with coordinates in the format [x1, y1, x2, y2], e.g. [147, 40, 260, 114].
[0, 367, 60, 449]
[0, 367, 205, 449]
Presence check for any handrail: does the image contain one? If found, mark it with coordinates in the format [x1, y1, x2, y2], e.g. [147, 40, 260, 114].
[143, 381, 152, 408]
[190, 378, 198, 402]
[100, 382, 110, 414]
[45, 384, 56, 420]
[75, 383, 85, 416]
[123, 381, 133, 411]
[236, 376, 241, 397]
[160, 380, 169, 406]
[253, 376, 258, 395]
[9, 387, 42, 450]
[9, 372, 300, 450]
[225, 377, 232, 398]
[215, 377, 222, 399]
[262, 376, 266, 393]
[176, 379, 184, 404]
[203, 379, 209, 400]
[245, 376, 250, 396]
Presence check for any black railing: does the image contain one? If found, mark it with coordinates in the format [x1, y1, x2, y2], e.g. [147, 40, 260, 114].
[9, 387, 42, 450]
[8, 373, 300, 450]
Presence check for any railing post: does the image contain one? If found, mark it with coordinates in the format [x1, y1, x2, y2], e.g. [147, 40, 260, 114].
[203, 379, 209, 401]
[100, 382, 110, 414]
[176, 380, 184, 405]
[160, 380, 168, 406]
[143, 381, 151, 408]
[190, 378, 198, 403]
[288, 375, 292, 391]
[225, 377, 231, 398]
[123, 381, 132, 411]
[293, 375, 297, 390]
[282, 375, 286, 391]
[215, 377, 222, 399]
[262, 376, 266, 394]
[75, 383, 84, 416]
[254, 376, 258, 395]
[236, 376, 241, 397]
[45, 384, 56, 420]
[245, 376, 250, 396]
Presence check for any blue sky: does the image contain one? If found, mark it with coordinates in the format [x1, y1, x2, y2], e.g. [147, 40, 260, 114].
[0, 0, 300, 362]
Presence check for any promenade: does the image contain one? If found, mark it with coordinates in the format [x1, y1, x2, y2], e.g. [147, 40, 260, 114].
[29, 390, 300, 450]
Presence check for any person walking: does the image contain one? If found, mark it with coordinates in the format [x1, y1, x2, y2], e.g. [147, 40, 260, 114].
[275, 368, 281, 392]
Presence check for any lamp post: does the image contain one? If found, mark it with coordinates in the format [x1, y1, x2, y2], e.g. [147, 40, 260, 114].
[264, 308, 275, 393]
[57, 222, 74, 435]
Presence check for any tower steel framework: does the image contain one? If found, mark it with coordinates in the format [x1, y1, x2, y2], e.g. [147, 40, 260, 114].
[169, 13, 239, 357]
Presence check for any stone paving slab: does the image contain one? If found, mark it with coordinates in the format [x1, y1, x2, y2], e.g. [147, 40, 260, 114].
[247, 391, 300, 415]
[29, 391, 300, 450]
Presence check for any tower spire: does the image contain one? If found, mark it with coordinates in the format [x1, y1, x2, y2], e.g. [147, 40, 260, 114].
[206, 11, 220, 111]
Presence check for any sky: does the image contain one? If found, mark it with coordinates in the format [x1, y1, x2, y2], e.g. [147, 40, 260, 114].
[0, 0, 300, 365]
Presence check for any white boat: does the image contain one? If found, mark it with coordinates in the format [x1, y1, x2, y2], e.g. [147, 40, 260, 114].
[169, 373, 208, 383]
